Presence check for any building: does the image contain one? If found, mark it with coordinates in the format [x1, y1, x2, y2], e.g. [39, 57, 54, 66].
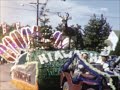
[105, 30, 120, 54]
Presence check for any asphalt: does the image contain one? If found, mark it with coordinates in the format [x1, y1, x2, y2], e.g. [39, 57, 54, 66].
[0, 63, 20, 90]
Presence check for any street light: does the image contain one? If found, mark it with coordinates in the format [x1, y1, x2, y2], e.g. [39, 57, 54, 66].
[20, 3, 36, 9]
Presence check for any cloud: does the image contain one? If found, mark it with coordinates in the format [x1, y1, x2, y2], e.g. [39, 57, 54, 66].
[100, 8, 108, 12]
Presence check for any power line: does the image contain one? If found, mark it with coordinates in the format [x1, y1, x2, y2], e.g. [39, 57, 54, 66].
[1, 6, 36, 11]
[1, 6, 120, 19]
[0, 0, 31, 1]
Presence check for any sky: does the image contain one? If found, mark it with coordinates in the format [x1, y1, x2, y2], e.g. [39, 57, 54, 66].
[0, 0, 120, 30]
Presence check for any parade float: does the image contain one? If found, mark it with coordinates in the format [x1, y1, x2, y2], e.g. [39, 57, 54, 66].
[0, 25, 120, 90]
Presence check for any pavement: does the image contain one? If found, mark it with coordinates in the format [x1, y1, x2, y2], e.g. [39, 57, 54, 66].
[0, 63, 20, 90]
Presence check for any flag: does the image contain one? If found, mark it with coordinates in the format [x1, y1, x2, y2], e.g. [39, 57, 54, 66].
[2, 22, 7, 35]
[16, 22, 21, 30]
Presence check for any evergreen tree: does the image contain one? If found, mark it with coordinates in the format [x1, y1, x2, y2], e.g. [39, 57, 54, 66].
[84, 14, 112, 52]
[74, 24, 84, 49]
[55, 23, 63, 32]
[40, 13, 53, 39]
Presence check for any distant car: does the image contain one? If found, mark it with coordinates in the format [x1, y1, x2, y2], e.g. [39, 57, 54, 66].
[60, 54, 119, 90]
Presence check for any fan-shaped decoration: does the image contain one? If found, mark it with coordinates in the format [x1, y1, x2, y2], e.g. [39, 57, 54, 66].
[0, 25, 71, 63]
[0, 27, 33, 63]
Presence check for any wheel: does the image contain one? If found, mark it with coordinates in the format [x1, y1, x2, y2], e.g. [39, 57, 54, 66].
[63, 82, 69, 90]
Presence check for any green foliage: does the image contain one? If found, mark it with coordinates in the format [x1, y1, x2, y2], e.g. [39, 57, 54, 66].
[9, 25, 15, 32]
[39, 14, 53, 39]
[55, 24, 63, 32]
[40, 13, 50, 27]
[83, 14, 111, 52]
[40, 25, 53, 39]
[110, 36, 120, 56]
[0, 27, 3, 42]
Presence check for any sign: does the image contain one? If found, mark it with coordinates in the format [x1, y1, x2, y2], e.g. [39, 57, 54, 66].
[11, 62, 37, 85]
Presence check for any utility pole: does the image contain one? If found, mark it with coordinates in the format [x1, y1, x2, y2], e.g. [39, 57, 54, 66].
[37, 0, 39, 26]
[30, 0, 40, 26]
[30, 0, 48, 26]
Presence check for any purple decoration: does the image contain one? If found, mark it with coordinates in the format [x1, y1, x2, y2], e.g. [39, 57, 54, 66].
[22, 29, 27, 35]
[53, 31, 62, 39]
[27, 28, 32, 35]
[0, 45, 7, 50]
[11, 43, 17, 48]
[33, 31, 41, 38]
[0, 50, 4, 54]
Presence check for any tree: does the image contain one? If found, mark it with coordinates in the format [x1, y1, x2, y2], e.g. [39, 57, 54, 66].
[84, 14, 112, 52]
[40, 13, 53, 39]
[74, 24, 84, 49]
[110, 36, 120, 56]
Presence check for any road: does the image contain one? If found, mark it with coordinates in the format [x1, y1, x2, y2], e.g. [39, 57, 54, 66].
[0, 63, 19, 90]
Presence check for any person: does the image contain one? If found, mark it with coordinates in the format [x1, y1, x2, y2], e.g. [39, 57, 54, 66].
[96, 51, 113, 74]
[62, 53, 100, 90]
[62, 53, 105, 90]
[80, 52, 89, 62]
[62, 52, 89, 72]
[66, 52, 96, 84]
[72, 52, 94, 78]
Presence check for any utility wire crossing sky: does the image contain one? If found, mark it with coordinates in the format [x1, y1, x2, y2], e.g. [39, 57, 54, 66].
[0, 0, 120, 30]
